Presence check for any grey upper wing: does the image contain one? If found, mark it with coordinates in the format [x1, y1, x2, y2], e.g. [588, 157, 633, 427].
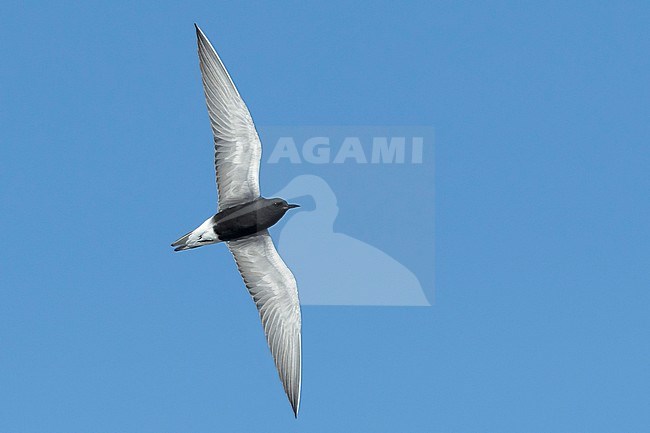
[195, 24, 261, 211]
[227, 231, 302, 417]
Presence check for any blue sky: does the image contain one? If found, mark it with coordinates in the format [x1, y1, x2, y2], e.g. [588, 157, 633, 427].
[1, 1, 650, 432]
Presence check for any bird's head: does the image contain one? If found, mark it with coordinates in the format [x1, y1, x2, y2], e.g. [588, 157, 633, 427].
[256, 198, 301, 227]
[268, 197, 301, 212]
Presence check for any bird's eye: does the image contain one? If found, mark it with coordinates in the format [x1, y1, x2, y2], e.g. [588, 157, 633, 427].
[274, 202, 281, 206]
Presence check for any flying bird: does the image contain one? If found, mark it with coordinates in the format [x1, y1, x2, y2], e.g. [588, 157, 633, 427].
[171, 24, 302, 417]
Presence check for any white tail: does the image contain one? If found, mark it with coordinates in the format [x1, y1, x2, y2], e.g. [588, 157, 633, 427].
[171, 216, 221, 251]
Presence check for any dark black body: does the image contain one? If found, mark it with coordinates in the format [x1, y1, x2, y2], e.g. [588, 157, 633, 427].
[213, 197, 296, 241]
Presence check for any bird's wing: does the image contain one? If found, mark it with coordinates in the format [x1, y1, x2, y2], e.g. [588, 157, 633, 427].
[227, 231, 302, 417]
[195, 24, 261, 211]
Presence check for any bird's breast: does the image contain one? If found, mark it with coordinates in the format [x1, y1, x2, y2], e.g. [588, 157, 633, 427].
[213, 203, 281, 241]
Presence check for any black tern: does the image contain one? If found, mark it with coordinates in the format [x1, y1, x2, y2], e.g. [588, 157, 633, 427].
[171, 24, 302, 417]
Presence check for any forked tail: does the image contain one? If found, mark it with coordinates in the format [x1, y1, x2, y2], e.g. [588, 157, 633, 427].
[171, 216, 221, 252]
[171, 232, 199, 251]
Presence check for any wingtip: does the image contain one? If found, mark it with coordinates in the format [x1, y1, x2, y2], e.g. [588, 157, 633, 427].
[291, 398, 300, 418]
